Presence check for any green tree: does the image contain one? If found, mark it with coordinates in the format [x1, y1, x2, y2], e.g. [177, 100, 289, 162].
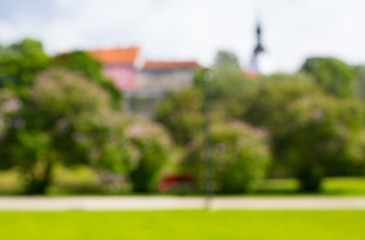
[244, 74, 322, 129]
[158, 50, 247, 146]
[300, 57, 354, 98]
[126, 121, 172, 192]
[207, 50, 246, 100]
[0, 68, 130, 194]
[353, 65, 365, 102]
[156, 88, 204, 145]
[0, 89, 21, 168]
[52, 51, 121, 109]
[183, 121, 271, 193]
[214, 50, 241, 70]
[244, 77, 365, 192]
[281, 96, 364, 191]
[0, 39, 50, 98]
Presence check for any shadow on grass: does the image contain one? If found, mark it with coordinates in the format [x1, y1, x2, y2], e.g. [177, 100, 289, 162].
[0, 175, 364, 196]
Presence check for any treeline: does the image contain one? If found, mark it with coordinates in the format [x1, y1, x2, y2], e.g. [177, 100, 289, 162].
[0, 39, 365, 194]
[156, 51, 365, 193]
[0, 39, 171, 194]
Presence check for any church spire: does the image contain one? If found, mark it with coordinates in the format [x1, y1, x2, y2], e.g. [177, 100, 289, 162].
[249, 19, 267, 75]
[254, 22, 265, 54]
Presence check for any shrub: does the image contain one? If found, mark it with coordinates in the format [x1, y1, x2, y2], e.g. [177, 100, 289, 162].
[244, 77, 365, 192]
[156, 88, 204, 145]
[301, 57, 354, 98]
[0, 68, 129, 194]
[126, 121, 172, 192]
[183, 121, 271, 193]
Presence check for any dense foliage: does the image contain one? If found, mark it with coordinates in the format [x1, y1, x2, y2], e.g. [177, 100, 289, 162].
[301, 57, 354, 98]
[156, 88, 204, 145]
[242, 75, 365, 191]
[52, 51, 121, 109]
[353, 65, 365, 102]
[126, 121, 172, 192]
[0, 68, 130, 194]
[1, 39, 365, 194]
[0, 39, 50, 98]
[183, 121, 271, 193]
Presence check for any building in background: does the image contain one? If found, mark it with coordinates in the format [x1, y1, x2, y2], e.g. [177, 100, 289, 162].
[140, 60, 199, 94]
[88, 47, 144, 91]
[88, 47, 199, 117]
[134, 60, 199, 117]
[87, 20, 270, 116]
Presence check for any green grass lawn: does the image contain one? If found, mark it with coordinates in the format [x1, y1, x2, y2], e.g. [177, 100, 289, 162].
[0, 210, 365, 239]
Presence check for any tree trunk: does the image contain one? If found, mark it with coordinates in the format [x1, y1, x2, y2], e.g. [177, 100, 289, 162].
[24, 160, 53, 195]
[297, 165, 323, 192]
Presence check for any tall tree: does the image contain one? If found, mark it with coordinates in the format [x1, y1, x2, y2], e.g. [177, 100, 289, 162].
[207, 50, 246, 100]
[0, 68, 130, 194]
[126, 121, 172, 192]
[353, 65, 365, 102]
[214, 50, 241, 70]
[183, 121, 271, 193]
[156, 88, 204, 145]
[244, 77, 365, 192]
[52, 51, 121, 109]
[0, 39, 50, 99]
[300, 57, 354, 98]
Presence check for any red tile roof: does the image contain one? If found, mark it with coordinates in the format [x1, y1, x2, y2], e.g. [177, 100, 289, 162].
[87, 47, 140, 65]
[144, 61, 200, 70]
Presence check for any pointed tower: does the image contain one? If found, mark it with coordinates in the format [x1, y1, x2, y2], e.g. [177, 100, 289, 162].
[249, 20, 274, 75]
[254, 23, 265, 56]
[250, 21, 265, 75]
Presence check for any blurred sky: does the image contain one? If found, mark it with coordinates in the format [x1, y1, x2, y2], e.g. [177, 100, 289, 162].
[0, 0, 364, 72]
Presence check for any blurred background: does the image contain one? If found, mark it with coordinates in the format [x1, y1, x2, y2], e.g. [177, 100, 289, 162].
[0, 0, 365, 197]
[3, 1, 365, 239]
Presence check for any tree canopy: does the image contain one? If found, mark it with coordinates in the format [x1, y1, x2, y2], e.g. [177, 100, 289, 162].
[183, 121, 271, 193]
[0, 39, 50, 98]
[243, 76, 365, 191]
[300, 57, 354, 98]
[52, 51, 121, 109]
[0, 68, 129, 194]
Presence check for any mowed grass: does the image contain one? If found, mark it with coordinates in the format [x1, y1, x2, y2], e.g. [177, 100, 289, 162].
[0, 211, 365, 240]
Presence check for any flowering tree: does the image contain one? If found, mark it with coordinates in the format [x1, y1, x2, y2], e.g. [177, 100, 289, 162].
[184, 121, 271, 193]
[0, 68, 130, 194]
[126, 121, 172, 192]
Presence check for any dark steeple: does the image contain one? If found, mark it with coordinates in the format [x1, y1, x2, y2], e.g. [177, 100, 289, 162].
[249, 19, 268, 75]
[254, 22, 265, 54]
[249, 13, 274, 75]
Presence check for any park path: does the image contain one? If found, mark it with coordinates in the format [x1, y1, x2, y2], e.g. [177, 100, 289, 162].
[0, 196, 365, 211]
